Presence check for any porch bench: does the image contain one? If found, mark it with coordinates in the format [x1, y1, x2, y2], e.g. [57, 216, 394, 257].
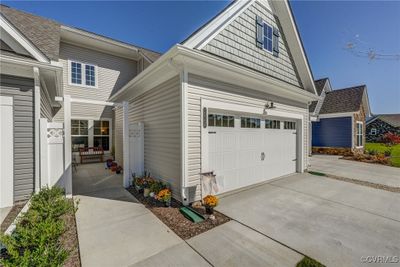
[79, 147, 104, 164]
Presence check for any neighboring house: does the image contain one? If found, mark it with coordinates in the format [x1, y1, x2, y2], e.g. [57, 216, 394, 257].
[310, 77, 371, 153]
[366, 114, 400, 142]
[0, 4, 160, 208]
[1, 0, 319, 208]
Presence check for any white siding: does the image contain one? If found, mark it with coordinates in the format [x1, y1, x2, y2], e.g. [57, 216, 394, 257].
[187, 74, 309, 201]
[54, 42, 137, 121]
[115, 77, 182, 200]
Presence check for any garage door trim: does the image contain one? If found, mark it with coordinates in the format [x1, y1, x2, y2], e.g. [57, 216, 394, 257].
[200, 98, 304, 176]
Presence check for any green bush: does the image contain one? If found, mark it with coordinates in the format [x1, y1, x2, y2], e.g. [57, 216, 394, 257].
[297, 256, 325, 267]
[0, 186, 75, 267]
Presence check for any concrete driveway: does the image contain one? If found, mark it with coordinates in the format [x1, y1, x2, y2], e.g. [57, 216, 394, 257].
[310, 154, 400, 188]
[217, 173, 400, 267]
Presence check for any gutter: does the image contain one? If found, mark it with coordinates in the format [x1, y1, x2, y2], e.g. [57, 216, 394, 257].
[111, 44, 319, 103]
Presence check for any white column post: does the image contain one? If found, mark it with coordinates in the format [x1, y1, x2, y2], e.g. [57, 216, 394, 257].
[39, 118, 49, 188]
[33, 67, 41, 193]
[64, 95, 72, 197]
[122, 101, 130, 188]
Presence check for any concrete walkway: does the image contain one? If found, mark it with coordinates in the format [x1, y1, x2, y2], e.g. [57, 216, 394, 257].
[217, 173, 400, 267]
[73, 163, 208, 267]
[310, 154, 400, 188]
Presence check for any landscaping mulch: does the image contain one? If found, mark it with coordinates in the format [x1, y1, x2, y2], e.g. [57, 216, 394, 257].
[61, 200, 81, 267]
[0, 201, 26, 233]
[127, 187, 231, 240]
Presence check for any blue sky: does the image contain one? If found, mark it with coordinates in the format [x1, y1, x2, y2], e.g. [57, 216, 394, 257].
[3, 1, 400, 114]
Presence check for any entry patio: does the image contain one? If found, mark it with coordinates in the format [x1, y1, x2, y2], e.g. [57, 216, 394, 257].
[72, 163, 206, 267]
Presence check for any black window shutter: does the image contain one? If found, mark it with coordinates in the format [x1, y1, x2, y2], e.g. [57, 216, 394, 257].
[273, 26, 280, 57]
[256, 16, 263, 48]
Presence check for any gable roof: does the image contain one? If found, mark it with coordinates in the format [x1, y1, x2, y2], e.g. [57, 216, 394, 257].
[319, 85, 366, 114]
[368, 114, 400, 128]
[0, 4, 161, 62]
[181, 0, 317, 95]
[314, 78, 328, 96]
[0, 4, 60, 61]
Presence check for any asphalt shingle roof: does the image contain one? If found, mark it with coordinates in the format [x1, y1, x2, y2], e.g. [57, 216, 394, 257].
[372, 114, 400, 128]
[1, 4, 61, 60]
[314, 78, 328, 96]
[0, 4, 161, 62]
[319, 85, 366, 114]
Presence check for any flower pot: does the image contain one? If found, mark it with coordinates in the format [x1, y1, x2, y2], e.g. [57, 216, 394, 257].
[164, 199, 171, 207]
[205, 207, 214, 215]
[143, 188, 150, 197]
[149, 192, 155, 198]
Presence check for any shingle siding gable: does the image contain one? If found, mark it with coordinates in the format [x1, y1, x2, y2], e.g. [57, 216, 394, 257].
[202, 1, 302, 87]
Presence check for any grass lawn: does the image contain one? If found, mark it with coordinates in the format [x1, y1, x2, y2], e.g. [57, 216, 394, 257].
[365, 143, 400, 167]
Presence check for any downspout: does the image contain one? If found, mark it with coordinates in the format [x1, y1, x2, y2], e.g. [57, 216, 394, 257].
[33, 67, 41, 192]
[167, 58, 189, 205]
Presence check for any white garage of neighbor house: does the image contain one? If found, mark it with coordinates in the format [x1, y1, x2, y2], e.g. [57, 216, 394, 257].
[111, 0, 319, 204]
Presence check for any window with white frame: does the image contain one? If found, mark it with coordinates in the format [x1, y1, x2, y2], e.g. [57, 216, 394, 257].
[370, 128, 377, 135]
[93, 120, 110, 151]
[265, 119, 280, 129]
[71, 119, 110, 152]
[71, 120, 88, 152]
[356, 121, 363, 147]
[263, 22, 273, 52]
[241, 117, 261, 128]
[208, 114, 234, 127]
[70, 60, 97, 87]
[284, 121, 296, 130]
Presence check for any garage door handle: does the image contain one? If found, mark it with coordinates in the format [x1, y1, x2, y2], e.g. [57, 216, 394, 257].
[208, 131, 216, 134]
[261, 152, 265, 161]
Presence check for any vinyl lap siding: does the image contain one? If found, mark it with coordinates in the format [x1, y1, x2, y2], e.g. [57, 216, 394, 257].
[187, 75, 309, 201]
[54, 42, 137, 121]
[202, 1, 301, 87]
[115, 77, 181, 199]
[0, 75, 35, 202]
[40, 85, 53, 120]
[312, 117, 352, 148]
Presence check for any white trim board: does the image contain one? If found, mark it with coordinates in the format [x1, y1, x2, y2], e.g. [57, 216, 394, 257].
[0, 96, 14, 208]
[318, 112, 355, 119]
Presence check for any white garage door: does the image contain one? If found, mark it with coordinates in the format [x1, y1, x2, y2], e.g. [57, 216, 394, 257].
[208, 114, 297, 194]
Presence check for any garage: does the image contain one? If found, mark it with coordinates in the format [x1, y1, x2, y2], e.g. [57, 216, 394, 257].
[207, 113, 298, 194]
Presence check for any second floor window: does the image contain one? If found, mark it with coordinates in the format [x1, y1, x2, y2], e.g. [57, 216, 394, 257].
[70, 60, 97, 87]
[263, 22, 273, 53]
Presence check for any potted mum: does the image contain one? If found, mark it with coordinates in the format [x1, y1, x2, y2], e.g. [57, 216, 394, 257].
[203, 195, 218, 215]
[157, 188, 172, 207]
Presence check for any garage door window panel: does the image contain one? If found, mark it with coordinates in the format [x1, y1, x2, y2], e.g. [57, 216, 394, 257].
[284, 121, 296, 130]
[241, 117, 261, 128]
[208, 114, 234, 127]
[265, 119, 281, 129]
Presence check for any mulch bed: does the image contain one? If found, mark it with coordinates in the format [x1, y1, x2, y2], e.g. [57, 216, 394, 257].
[61, 200, 81, 267]
[127, 187, 230, 240]
[1, 201, 26, 233]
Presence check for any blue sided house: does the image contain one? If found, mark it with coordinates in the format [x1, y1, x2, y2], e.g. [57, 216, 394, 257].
[310, 78, 371, 153]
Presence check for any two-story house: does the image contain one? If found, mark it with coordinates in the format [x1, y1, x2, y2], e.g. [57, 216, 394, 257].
[0, 4, 160, 208]
[1, 0, 319, 208]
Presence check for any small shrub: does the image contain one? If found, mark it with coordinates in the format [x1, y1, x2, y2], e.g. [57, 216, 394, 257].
[384, 149, 392, 157]
[366, 149, 378, 155]
[0, 186, 75, 267]
[297, 256, 325, 267]
[382, 132, 400, 145]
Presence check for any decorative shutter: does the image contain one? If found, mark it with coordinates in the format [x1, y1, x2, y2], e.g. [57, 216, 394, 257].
[273, 26, 280, 57]
[256, 16, 263, 48]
